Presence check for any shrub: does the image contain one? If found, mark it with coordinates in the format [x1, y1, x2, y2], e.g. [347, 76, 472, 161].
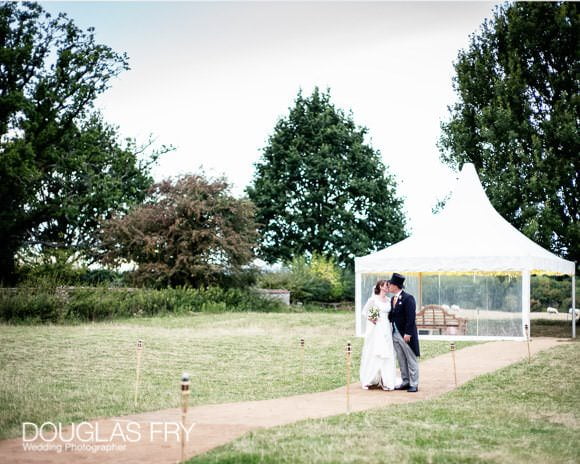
[0, 289, 65, 323]
[17, 260, 85, 286]
[17, 261, 128, 287]
[78, 269, 128, 286]
[340, 267, 355, 301]
[257, 254, 349, 303]
[0, 286, 283, 323]
[531, 275, 578, 312]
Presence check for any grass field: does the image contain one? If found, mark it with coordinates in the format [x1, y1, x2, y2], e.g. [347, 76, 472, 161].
[190, 341, 580, 464]
[531, 318, 578, 338]
[0, 312, 474, 440]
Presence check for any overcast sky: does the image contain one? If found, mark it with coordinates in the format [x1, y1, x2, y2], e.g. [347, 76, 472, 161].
[42, 1, 497, 233]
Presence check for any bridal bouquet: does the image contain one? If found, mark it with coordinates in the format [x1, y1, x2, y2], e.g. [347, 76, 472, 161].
[368, 306, 380, 324]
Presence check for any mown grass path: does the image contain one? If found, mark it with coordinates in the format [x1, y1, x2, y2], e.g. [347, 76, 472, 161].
[0, 337, 563, 464]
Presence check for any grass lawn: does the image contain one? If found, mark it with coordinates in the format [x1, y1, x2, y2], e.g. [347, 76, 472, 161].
[0, 312, 473, 440]
[189, 341, 580, 464]
[532, 318, 578, 338]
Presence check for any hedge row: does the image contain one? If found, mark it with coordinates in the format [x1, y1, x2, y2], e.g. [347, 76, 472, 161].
[0, 287, 284, 323]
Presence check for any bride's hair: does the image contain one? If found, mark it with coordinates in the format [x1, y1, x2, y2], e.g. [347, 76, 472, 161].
[374, 280, 388, 294]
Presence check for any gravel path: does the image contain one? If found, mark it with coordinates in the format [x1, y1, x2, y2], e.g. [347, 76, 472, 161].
[0, 337, 563, 464]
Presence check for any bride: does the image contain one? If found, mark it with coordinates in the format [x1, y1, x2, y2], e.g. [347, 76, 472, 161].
[360, 279, 397, 390]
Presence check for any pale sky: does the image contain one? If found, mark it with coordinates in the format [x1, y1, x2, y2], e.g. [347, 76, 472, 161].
[42, 1, 497, 233]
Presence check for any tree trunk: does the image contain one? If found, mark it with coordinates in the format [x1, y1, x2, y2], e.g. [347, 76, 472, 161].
[0, 246, 17, 286]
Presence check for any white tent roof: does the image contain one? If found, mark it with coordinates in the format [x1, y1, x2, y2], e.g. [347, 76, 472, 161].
[355, 163, 575, 275]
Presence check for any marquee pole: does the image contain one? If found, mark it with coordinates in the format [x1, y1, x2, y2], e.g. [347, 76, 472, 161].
[572, 273, 576, 339]
[418, 272, 423, 310]
[355, 271, 362, 337]
[522, 271, 531, 340]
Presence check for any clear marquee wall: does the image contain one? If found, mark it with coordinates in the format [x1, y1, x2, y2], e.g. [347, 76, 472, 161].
[359, 272, 523, 338]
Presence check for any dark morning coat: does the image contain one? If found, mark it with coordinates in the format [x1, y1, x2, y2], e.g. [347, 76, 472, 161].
[388, 290, 420, 357]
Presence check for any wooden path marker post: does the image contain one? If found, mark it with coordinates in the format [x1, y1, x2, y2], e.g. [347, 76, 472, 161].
[525, 323, 531, 363]
[450, 342, 458, 387]
[345, 341, 352, 414]
[134, 339, 143, 407]
[180, 372, 191, 463]
[300, 338, 305, 386]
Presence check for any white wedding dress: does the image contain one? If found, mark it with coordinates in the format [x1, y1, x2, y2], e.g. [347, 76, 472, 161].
[359, 295, 397, 390]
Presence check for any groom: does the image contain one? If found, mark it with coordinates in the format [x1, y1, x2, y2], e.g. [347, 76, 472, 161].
[387, 273, 420, 392]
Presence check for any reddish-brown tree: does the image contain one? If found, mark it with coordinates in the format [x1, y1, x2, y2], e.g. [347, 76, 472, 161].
[100, 174, 258, 287]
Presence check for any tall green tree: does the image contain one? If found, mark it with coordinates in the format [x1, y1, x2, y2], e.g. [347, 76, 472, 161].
[439, 2, 579, 268]
[20, 114, 160, 264]
[0, 2, 162, 283]
[247, 88, 407, 268]
[100, 174, 258, 288]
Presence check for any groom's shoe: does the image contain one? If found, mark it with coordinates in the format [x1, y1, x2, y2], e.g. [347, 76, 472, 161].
[407, 386, 419, 393]
[395, 383, 410, 390]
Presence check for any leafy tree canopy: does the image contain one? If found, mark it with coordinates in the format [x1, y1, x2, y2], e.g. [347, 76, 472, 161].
[0, 2, 166, 283]
[439, 2, 579, 269]
[247, 87, 407, 268]
[99, 174, 259, 288]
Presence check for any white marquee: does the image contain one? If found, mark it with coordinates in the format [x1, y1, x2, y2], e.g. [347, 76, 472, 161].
[354, 163, 576, 339]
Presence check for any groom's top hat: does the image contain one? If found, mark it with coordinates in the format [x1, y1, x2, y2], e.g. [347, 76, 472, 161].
[388, 273, 405, 288]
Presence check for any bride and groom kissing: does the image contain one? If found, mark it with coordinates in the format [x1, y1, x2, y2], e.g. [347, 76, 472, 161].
[360, 273, 420, 392]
